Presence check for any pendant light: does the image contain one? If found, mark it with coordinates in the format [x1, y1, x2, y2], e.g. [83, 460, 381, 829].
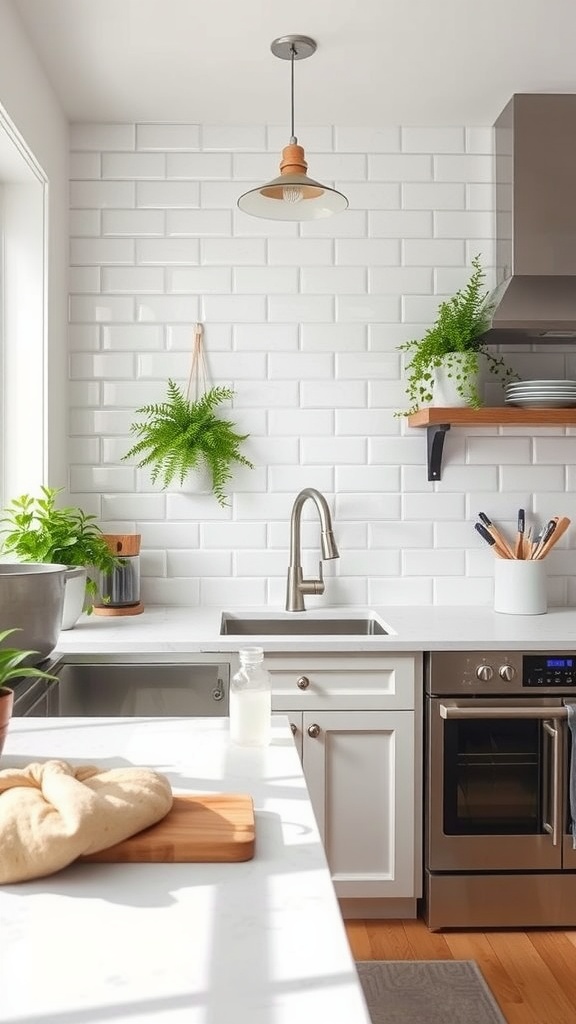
[237, 35, 349, 221]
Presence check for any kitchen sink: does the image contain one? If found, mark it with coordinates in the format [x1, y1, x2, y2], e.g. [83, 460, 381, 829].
[219, 613, 389, 636]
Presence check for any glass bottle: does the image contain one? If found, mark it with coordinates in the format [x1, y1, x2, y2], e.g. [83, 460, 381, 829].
[229, 647, 271, 747]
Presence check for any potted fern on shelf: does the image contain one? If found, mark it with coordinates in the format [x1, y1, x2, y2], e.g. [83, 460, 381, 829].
[0, 487, 120, 627]
[397, 255, 518, 415]
[122, 380, 254, 508]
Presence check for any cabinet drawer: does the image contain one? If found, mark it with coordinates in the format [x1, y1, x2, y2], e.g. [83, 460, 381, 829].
[268, 653, 418, 711]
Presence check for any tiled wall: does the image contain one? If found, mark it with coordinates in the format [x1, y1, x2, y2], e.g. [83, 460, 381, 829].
[68, 122, 576, 609]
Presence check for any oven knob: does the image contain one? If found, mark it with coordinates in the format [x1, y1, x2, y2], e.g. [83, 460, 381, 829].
[499, 664, 515, 682]
[476, 664, 494, 681]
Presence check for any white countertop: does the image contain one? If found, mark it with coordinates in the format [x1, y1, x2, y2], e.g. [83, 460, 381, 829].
[54, 604, 576, 656]
[0, 717, 370, 1024]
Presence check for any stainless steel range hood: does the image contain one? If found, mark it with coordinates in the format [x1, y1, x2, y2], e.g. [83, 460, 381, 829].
[482, 93, 576, 343]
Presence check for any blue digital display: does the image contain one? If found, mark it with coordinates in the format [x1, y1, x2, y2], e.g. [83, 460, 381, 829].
[547, 658, 573, 668]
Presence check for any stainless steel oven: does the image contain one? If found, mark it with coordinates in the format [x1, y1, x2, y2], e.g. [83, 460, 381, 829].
[424, 651, 576, 930]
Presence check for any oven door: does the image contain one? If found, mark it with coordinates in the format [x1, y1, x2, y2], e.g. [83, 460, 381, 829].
[427, 696, 566, 871]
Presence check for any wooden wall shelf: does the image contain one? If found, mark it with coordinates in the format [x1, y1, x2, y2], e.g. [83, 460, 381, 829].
[407, 407, 576, 480]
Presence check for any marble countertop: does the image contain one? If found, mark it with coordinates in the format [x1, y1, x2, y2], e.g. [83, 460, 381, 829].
[54, 604, 576, 656]
[0, 717, 370, 1024]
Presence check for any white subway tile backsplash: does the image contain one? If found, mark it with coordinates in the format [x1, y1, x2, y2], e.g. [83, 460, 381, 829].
[166, 210, 232, 236]
[233, 323, 296, 351]
[434, 154, 493, 182]
[70, 180, 136, 208]
[70, 210, 101, 236]
[136, 181, 200, 208]
[136, 295, 199, 322]
[402, 127, 465, 153]
[71, 123, 135, 151]
[137, 124, 200, 151]
[69, 267, 100, 293]
[301, 267, 366, 295]
[369, 210, 433, 237]
[369, 154, 433, 181]
[70, 152, 101, 178]
[301, 323, 367, 352]
[369, 266, 433, 294]
[102, 210, 165, 236]
[268, 238, 333, 266]
[102, 267, 165, 293]
[102, 324, 163, 350]
[402, 182, 465, 210]
[167, 267, 231, 293]
[233, 267, 299, 294]
[69, 295, 134, 323]
[268, 295, 334, 323]
[202, 237, 266, 264]
[70, 353, 135, 379]
[167, 153, 232, 179]
[102, 153, 165, 179]
[336, 126, 401, 152]
[434, 210, 493, 238]
[268, 353, 333, 380]
[71, 237, 135, 265]
[65, 119, 575, 609]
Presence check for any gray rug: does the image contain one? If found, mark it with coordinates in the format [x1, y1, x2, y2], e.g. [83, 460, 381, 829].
[356, 960, 507, 1024]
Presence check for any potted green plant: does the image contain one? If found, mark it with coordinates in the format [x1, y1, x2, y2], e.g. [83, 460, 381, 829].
[122, 380, 254, 507]
[0, 628, 59, 755]
[0, 487, 120, 626]
[397, 255, 518, 415]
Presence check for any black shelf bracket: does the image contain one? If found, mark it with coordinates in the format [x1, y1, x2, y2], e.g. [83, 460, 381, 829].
[426, 423, 450, 481]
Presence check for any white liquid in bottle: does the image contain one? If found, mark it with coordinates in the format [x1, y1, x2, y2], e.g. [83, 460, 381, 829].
[229, 688, 271, 747]
[229, 646, 272, 747]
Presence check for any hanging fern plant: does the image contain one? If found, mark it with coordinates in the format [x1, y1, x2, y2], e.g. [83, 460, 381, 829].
[122, 381, 254, 507]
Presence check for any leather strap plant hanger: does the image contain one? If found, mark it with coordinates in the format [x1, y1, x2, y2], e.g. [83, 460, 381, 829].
[237, 35, 348, 221]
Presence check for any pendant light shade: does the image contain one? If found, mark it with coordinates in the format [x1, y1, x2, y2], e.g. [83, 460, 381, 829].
[237, 36, 348, 221]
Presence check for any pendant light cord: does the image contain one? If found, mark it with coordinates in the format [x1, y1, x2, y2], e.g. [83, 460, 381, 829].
[289, 43, 297, 144]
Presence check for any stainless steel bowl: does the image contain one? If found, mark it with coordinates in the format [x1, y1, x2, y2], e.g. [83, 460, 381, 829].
[0, 563, 68, 664]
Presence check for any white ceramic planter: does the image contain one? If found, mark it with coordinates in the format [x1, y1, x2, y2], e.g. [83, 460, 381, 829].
[61, 567, 87, 630]
[170, 463, 212, 495]
[429, 353, 479, 407]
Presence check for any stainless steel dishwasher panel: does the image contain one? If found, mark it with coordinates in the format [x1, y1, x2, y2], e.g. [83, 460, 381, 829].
[57, 662, 229, 716]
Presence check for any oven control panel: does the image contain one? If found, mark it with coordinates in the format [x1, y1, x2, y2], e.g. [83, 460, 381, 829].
[523, 655, 575, 687]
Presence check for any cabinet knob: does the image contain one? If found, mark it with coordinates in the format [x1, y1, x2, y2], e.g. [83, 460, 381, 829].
[297, 675, 310, 690]
[290, 722, 297, 736]
[307, 723, 320, 738]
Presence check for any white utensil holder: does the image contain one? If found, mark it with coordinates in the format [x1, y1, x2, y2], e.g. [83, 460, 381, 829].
[494, 558, 547, 615]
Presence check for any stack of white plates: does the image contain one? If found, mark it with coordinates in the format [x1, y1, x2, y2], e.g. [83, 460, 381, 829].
[505, 380, 576, 408]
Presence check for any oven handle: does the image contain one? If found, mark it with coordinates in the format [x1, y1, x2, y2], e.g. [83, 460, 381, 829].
[439, 705, 569, 720]
[542, 720, 562, 847]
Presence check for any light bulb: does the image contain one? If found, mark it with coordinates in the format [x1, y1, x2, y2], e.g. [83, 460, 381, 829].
[282, 185, 304, 204]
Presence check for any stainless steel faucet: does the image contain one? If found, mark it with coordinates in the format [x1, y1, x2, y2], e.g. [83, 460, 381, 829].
[285, 488, 340, 612]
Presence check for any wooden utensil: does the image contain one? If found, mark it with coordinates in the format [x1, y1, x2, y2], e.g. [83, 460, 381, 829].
[515, 508, 525, 559]
[477, 513, 515, 558]
[474, 522, 509, 558]
[534, 516, 571, 559]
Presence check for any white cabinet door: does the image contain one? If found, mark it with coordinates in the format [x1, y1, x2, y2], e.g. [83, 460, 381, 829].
[302, 710, 418, 899]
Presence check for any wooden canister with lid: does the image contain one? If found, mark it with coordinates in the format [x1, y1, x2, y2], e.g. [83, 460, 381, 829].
[93, 534, 144, 616]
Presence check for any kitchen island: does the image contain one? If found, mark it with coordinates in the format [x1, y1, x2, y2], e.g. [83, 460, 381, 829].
[0, 717, 371, 1024]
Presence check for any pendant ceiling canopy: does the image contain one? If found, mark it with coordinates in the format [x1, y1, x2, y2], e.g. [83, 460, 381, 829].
[237, 35, 349, 222]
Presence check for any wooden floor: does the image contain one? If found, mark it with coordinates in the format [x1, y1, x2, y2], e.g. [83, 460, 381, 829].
[345, 916, 576, 1024]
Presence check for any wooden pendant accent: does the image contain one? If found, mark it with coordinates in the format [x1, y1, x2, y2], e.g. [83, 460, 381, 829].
[279, 143, 308, 175]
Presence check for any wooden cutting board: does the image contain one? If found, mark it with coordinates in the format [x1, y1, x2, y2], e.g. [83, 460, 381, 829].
[80, 794, 255, 864]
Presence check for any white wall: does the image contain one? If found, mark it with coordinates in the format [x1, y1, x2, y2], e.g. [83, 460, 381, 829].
[0, 0, 68, 488]
[68, 121, 576, 609]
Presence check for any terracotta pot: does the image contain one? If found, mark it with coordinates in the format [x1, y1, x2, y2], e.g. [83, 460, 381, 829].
[0, 687, 14, 757]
